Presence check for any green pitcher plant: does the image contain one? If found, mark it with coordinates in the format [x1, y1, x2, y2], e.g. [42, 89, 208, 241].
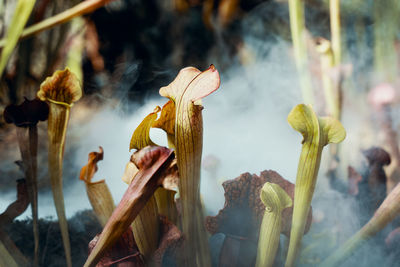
[256, 182, 292, 267]
[285, 104, 346, 267]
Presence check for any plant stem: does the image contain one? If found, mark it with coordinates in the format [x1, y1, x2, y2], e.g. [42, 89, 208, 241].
[316, 38, 337, 119]
[330, 0, 341, 67]
[288, 0, 314, 105]
[373, 0, 399, 82]
[16, 126, 39, 267]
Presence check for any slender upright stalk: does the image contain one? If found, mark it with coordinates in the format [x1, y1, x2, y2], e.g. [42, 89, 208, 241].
[315, 38, 337, 119]
[256, 182, 292, 267]
[16, 126, 40, 266]
[330, 0, 341, 67]
[373, 0, 399, 82]
[37, 68, 82, 267]
[3, 98, 48, 267]
[288, 0, 314, 105]
[285, 104, 345, 267]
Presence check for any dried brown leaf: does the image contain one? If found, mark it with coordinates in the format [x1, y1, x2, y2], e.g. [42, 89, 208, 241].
[80, 146, 104, 183]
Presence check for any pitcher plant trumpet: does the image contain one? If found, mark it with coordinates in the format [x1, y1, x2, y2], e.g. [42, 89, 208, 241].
[288, 0, 314, 105]
[159, 64, 220, 266]
[285, 104, 346, 267]
[256, 182, 292, 267]
[79, 146, 115, 227]
[37, 68, 82, 267]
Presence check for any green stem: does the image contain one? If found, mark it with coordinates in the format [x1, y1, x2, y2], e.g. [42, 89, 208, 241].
[288, 0, 314, 105]
[316, 39, 337, 118]
[330, 0, 341, 66]
[373, 0, 399, 82]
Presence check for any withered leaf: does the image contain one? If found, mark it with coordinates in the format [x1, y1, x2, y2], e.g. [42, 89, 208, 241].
[80, 146, 104, 183]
